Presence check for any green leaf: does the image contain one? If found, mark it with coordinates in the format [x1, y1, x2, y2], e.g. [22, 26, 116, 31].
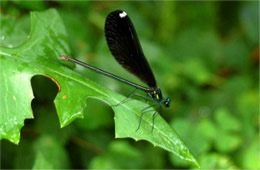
[241, 137, 260, 169]
[32, 135, 69, 169]
[240, 2, 259, 45]
[198, 153, 238, 169]
[170, 118, 215, 167]
[14, 139, 35, 168]
[0, 13, 30, 48]
[214, 129, 242, 153]
[213, 108, 242, 153]
[89, 140, 145, 169]
[214, 108, 241, 132]
[0, 9, 198, 167]
[182, 59, 212, 85]
[0, 8, 70, 144]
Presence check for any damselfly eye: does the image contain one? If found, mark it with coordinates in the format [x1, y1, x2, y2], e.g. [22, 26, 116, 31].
[164, 97, 171, 107]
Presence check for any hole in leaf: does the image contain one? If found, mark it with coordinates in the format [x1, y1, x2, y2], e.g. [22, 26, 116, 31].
[20, 75, 60, 138]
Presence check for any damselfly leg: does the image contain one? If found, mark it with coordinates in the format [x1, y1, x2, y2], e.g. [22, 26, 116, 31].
[112, 89, 154, 107]
[136, 103, 161, 132]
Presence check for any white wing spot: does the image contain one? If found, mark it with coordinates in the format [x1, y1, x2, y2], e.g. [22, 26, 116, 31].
[119, 11, 127, 18]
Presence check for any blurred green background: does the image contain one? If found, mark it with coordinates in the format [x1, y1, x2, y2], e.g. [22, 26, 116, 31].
[0, 1, 259, 169]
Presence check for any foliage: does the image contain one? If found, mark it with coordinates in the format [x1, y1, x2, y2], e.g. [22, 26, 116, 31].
[0, 1, 259, 169]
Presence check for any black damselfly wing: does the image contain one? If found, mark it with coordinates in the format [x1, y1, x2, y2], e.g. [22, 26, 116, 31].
[105, 10, 157, 88]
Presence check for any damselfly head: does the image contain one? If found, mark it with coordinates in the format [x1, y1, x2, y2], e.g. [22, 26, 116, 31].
[149, 88, 171, 107]
[164, 97, 171, 108]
